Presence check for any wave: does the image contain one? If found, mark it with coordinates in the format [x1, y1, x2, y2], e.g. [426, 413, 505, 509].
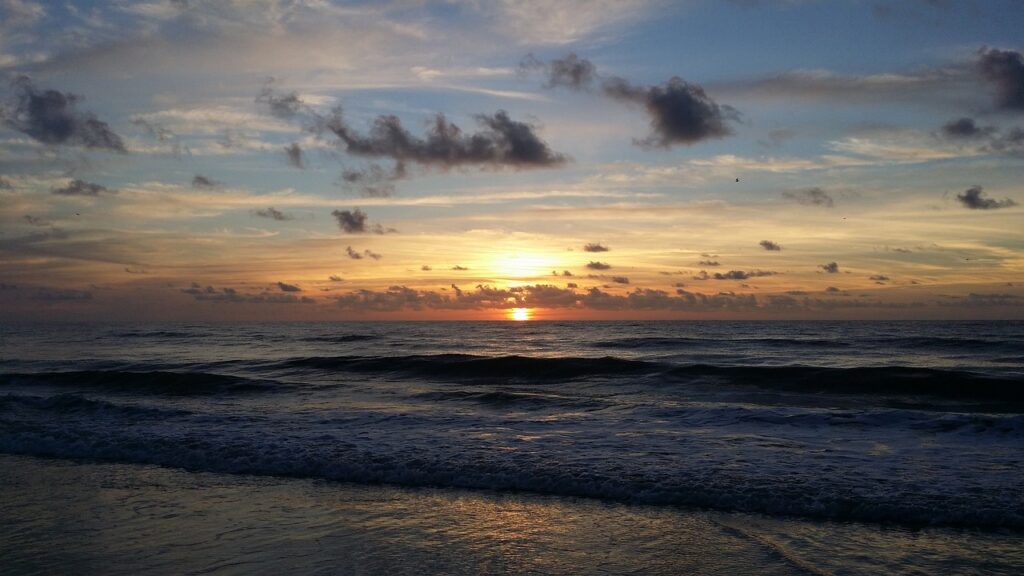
[300, 334, 379, 343]
[411, 389, 606, 410]
[277, 354, 654, 381]
[0, 370, 280, 395]
[1, 403, 1020, 530]
[592, 337, 849, 350]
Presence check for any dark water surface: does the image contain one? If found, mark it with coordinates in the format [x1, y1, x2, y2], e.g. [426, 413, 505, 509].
[1, 321, 1023, 573]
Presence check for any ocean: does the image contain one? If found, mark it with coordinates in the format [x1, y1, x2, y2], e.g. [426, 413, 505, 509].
[1, 321, 1023, 574]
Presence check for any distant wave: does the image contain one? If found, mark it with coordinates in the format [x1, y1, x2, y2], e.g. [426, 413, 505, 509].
[591, 335, 1018, 352]
[277, 354, 654, 381]
[0, 371, 280, 395]
[299, 334, 379, 343]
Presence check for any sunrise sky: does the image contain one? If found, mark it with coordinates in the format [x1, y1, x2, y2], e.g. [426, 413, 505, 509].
[1, 0, 1022, 320]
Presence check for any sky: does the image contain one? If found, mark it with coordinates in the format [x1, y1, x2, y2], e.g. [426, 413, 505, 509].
[1, 0, 1022, 321]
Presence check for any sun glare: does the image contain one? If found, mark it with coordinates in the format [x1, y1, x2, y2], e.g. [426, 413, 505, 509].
[510, 308, 531, 321]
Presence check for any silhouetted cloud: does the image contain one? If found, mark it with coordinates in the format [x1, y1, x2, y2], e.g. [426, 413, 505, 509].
[341, 162, 404, 198]
[192, 175, 218, 188]
[451, 265, 469, 271]
[956, 185, 1017, 209]
[285, 143, 304, 169]
[699, 259, 720, 266]
[583, 242, 609, 252]
[821, 262, 840, 273]
[783, 187, 834, 207]
[277, 282, 301, 292]
[602, 76, 738, 147]
[586, 261, 611, 270]
[525, 54, 738, 147]
[421, 265, 432, 271]
[870, 275, 890, 283]
[2, 77, 125, 152]
[759, 240, 782, 251]
[332, 208, 397, 234]
[345, 246, 363, 260]
[31, 288, 92, 301]
[521, 52, 597, 89]
[256, 79, 304, 119]
[182, 282, 313, 304]
[710, 270, 777, 280]
[610, 276, 630, 284]
[940, 117, 996, 139]
[328, 275, 343, 282]
[52, 179, 115, 196]
[320, 108, 567, 170]
[254, 207, 292, 221]
[977, 47, 1024, 111]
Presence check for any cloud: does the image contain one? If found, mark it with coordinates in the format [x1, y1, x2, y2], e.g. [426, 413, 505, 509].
[698, 259, 719, 266]
[603, 76, 738, 147]
[284, 142, 304, 169]
[320, 108, 567, 170]
[329, 275, 344, 282]
[869, 275, 890, 283]
[821, 262, 840, 273]
[583, 242, 609, 252]
[759, 240, 781, 251]
[22, 214, 49, 226]
[331, 208, 396, 234]
[782, 187, 834, 207]
[956, 185, 1017, 209]
[940, 117, 995, 139]
[182, 283, 313, 304]
[522, 52, 597, 89]
[421, 265, 432, 271]
[276, 282, 301, 292]
[526, 54, 738, 147]
[345, 246, 363, 260]
[610, 276, 630, 284]
[586, 261, 611, 270]
[256, 79, 305, 119]
[254, 207, 293, 221]
[2, 77, 125, 152]
[341, 162, 404, 198]
[451, 265, 469, 271]
[704, 270, 778, 280]
[977, 47, 1024, 111]
[52, 179, 116, 196]
[192, 175, 218, 188]
[0, 176, 11, 189]
[31, 287, 92, 301]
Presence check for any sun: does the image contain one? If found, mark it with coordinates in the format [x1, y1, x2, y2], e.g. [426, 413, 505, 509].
[510, 308, 532, 321]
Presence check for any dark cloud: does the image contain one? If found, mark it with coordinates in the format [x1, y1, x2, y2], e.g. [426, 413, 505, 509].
[759, 240, 782, 251]
[276, 282, 301, 292]
[821, 262, 840, 273]
[341, 162, 404, 198]
[192, 175, 218, 188]
[698, 259, 720, 266]
[2, 77, 125, 152]
[826, 286, 841, 293]
[182, 283, 313, 304]
[521, 52, 598, 90]
[583, 242, 609, 252]
[783, 187, 834, 207]
[602, 76, 738, 147]
[711, 270, 778, 280]
[256, 79, 305, 119]
[956, 185, 1017, 209]
[52, 179, 116, 196]
[31, 288, 93, 301]
[870, 275, 890, 283]
[345, 246, 363, 260]
[977, 48, 1024, 111]
[940, 117, 996, 139]
[451, 265, 469, 271]
[611, 276, 630, 284]
[329, 275, 343, 282]
[331, 208, 398, 234]
[23, 215, 49, 227]
[421, 265, 432, 271]
[944, 292, 1024, 307]
[526, 54, 737, 147]
[254, 207, 292, 221]
[320, 108, 567, 170]
[285, 143, 305, 169]
[586, 261, 611, 270]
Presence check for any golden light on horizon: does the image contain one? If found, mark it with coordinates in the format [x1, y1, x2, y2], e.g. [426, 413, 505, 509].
[510, 308, 532, 321]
